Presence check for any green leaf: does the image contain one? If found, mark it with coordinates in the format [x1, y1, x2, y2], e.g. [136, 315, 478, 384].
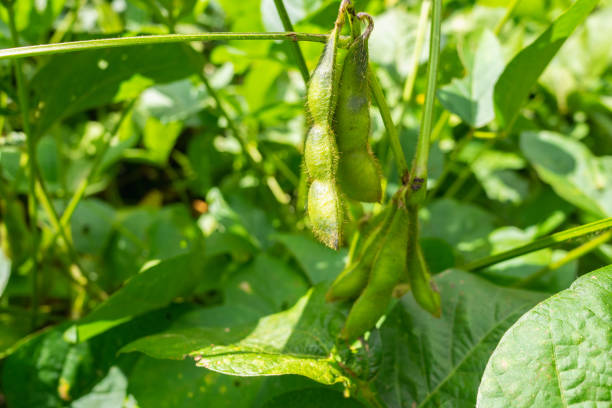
[2, 306, 190, 407]
[438, 30, 504, 128]
[224, 253, 309, 314]
[494, 0, 599, 129]
[121, 285, 348, 385]
[70, 367, 128, 408]
[521, 131, 612, 217]
[261, 388, 365, 408]
[76, 253, 203, 342]
[31, 44, 203, 136]
[274, 233, 347, 284]
[477, 266, 612, 407]
[421, 199, 496, 262]
[374, 269, 545, 408]
[128, 357, 264, 408]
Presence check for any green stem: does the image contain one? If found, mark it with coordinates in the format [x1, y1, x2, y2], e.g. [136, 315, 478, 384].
[368, 67, 409, 179]
[0, 32, 338, 61]
[273, 0, 310, 84]
[7, 0, 40, 329]
[50, 0, 84, 43]
[494, 0, 521, 35]
[35, 180, 108, 300]
[402, 0, 431, 103]
[409, 0, 442, 203]
[461, 217, 612, 271]
[514, 230, 612, 288]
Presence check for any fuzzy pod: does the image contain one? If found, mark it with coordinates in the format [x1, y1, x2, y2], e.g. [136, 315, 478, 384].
[340, 205, 409, 342]
[337, 150, 381, 203]
[326, 205, 397, 302]
[334, 19, 382, 203]
[304, 19, 345, 249]
[408, 244, 442, 317]
[308, 179, 343, 250]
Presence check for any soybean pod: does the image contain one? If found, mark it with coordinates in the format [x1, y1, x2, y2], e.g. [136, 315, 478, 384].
[406, 207, 442, 317]
[340, 203, 410, 342]
[326, 205, 396, 302]
[304, 5, 347, 249]
[334, 13, 382, 203]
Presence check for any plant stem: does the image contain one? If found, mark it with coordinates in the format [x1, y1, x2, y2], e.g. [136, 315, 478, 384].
[50, 0, 84, 43]
[43, 101, 135, 252]
[461, 217, 612, 271]
[273, 0, 310, 84]
[494, 0, 521, 35]
[368, 67, 409, 179]
[402, 0, 431, 103]
[409, 0, 442, 203]
[514, 230, 612, 288]
[7, 0, 40, 329]
[0, 32, 339, 61]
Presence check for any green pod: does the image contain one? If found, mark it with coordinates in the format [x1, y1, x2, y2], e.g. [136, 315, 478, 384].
[304, 18, 345, 249]
[408, 243, 442, 317]
[334, 23, 382, 203]
[308, 179, 343, 249]
[340, 205, 409, 342]
[326, 205, 397, 302]
[337, 150, 381, 203]
[304, 124, 337, 182]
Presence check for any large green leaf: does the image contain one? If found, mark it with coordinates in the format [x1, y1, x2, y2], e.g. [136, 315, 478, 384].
[274, 233, 347, 284]
[31, 44, 202, 136]
[521, 131, 612, 217]
[438, 30, 504, 128]
[261, 388, 365, 408]
[1, 306, 191, 407]
[477, 266, 612, 407]
[374, 269, 545, 408]
[75, 253, 204, 342]
[121, 285, 348, 385]
[494, 0, 598, 129]
[421, 199, 496, 262]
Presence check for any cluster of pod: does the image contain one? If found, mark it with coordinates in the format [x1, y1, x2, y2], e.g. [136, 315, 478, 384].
[303, 1, 441, 341]
[326, 187, 442, 341]
[304, 2, 381, 250]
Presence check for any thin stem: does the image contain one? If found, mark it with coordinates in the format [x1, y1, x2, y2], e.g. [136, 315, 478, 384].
[50, 0, 84, 43]
[514, 230, 612, 288]
[494, 0, 521, 35]
[0, 32, 340, 61]
[368, 67, 409, 179]
[402, 0, 431, 103]
[7, 0, 40, 329]
[461, 217, 612, 272]
[409, 0, 442, 203]
[35, 180, 108, 300]
[273, 0, 310, 84]
[44, 101, 135, 251]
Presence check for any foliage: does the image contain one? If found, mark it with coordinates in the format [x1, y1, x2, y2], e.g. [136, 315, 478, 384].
[1, 0, 611, 407]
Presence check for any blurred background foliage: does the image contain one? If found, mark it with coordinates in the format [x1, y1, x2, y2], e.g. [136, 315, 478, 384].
[0, 0, 611, 406]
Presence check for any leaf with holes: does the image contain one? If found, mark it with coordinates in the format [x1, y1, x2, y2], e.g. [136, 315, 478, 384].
[120, 285, 348, 385]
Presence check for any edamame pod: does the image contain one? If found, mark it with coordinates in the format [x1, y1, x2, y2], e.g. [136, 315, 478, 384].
[334, 14, 382, 203]
[326, 205, 397, 302]
[340, 204, 409, 341]
[304, 11, 346, 249]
